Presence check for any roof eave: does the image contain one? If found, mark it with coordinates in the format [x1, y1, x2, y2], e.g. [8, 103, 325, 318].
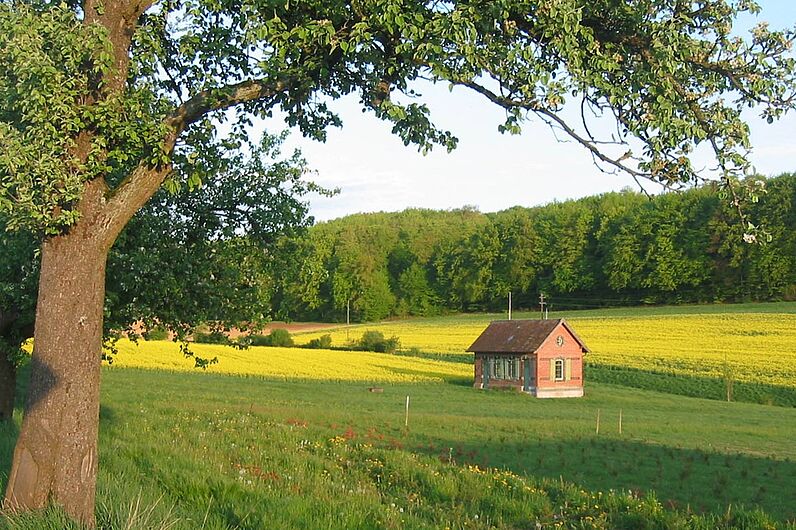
[560, 319, 591, 353]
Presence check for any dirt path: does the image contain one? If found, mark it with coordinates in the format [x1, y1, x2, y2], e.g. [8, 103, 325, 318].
[258, 322, 342, 335]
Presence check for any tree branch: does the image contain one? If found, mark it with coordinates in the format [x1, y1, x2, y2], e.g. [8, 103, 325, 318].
[456, 78, 655, 188]
[100, 76, 297, 240]
[166, 77, 295, 134]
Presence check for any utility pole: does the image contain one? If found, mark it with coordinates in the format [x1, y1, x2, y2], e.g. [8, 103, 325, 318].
[346, 299, 350, 342]
[508, 291, 512, 320]
[539, 293, 546, 319]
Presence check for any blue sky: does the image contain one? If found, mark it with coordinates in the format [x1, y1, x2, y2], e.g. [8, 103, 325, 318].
[269, 1, 796, 222]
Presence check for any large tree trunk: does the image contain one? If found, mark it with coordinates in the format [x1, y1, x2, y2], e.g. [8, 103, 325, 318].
[2, 0, 185, 524]
[0, 352, 15, 423]
[3, 213, 109, 527]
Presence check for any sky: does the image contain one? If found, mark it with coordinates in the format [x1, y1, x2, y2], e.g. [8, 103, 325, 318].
[265, 1, 796, 222]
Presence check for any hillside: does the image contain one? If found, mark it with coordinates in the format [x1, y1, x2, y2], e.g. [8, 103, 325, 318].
[292, 302, 796, 407]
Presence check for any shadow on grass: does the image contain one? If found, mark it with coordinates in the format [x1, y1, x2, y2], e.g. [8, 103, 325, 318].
[411, 433, 796, 523]
[0, 362, 26, 494]
[1, 363, 120, 494]
[393, 350, 473, 364]
[444, 378, 474, 388]
[589, 363, 796, 407]
[99, 401, 118, 421]
[0, 417, 19, 494]
[373, 364, 471, 387]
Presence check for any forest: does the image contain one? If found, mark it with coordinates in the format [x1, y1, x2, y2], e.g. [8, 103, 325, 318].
[269, 173, 796, 322]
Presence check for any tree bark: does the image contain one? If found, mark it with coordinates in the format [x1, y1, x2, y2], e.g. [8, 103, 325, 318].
[3, 188, 111, 526]
[0, 352, 15, 423]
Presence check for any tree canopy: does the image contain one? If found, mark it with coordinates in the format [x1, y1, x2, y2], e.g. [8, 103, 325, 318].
[0, 130, 322, 419]
[105, 132, 328, 343]
[1, 0, 794, 237]
[272, 173, 796, 321]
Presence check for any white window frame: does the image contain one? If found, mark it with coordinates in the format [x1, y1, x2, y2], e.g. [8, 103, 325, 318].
[554, 358, 565, 381]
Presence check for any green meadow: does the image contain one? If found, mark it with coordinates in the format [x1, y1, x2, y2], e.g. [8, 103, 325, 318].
[3, 302, 796, 528]
[3, 363, 796, 528]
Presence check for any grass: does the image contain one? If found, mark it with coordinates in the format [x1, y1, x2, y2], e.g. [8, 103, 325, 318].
[4, 301, 796, 528]
[2, 364, 796, 528]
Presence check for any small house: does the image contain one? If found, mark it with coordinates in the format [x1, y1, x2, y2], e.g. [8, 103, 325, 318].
[467, 319, 588, 398]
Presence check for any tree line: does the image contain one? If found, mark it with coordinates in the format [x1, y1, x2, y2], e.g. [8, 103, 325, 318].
[272, 174, 796, 322]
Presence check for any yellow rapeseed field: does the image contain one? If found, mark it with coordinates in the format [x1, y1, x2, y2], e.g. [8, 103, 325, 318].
[109, 310, 796, 390]
[297, 313, 796, 389]
[295, 319, 487, 354]
[109, 339, 471, 383]
[577, 314, 796, 388]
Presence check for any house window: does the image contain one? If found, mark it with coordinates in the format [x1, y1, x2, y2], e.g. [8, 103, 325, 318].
[507, 358, 518, 379]
[491, 357, 500, 379]
[491, 357, 519, 380]
[554, 359, 565, 381]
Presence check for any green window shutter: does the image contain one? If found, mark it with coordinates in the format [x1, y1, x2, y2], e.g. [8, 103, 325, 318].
[549, 359, 556, 381]
[565, 358, 572, 381]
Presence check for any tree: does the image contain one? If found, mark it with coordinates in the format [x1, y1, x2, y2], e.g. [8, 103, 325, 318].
[433, 221, 501, 310]
[396, 262, 439, 316]
[0, 130, 318, 417]
[1, 0, 794, 525]
[105, 132, 324, 342]
[278, 175, 795, 318]
[490, 207, 541, 307]
[0, 130, 319, 517]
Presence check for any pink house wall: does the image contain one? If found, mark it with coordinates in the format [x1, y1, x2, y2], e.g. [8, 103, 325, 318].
[536, 322, 584, 390]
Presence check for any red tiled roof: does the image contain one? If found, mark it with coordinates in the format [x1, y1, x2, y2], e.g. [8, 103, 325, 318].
[466, 319, 589, 353]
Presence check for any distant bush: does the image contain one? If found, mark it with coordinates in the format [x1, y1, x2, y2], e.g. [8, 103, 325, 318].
[248, 334, 270, 346]
[143, 326, 168, 341]
[305, 334, 332, 349]
[250, 328, 294, 347]
[193, 331, 229, 344]
[358, 330, 400, 354]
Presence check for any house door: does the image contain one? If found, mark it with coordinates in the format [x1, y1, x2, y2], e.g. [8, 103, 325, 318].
[523, 358, 535, 392]
[522, 357, 536, 392]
